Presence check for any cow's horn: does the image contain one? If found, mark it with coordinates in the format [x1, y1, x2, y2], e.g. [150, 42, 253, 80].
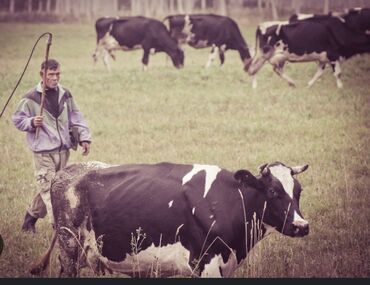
[291, 164, 309, 175]
[258, 163, 269, 176]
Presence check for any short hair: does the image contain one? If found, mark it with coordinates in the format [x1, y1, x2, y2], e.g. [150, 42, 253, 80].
[41, 59, 60, 71]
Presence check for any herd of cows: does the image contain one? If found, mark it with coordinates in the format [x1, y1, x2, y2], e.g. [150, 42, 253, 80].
[92, 7, 370, 88]
[29, 7, 369, 278]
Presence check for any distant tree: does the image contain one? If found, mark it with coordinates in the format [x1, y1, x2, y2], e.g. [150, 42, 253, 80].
[292, 0, 302, 13]
[215, 0, 227, 15]
[9, 0, 14, 13]
[324, 0, 330, 14]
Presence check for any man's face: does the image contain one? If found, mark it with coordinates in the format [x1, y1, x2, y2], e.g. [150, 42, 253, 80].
[40, 66, 60, 89]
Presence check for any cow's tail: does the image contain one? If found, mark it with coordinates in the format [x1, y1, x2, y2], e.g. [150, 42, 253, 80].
[30, 231, 58, 275]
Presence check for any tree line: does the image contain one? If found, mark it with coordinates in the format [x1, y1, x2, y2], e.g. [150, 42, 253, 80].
[0, 0, 368, 22]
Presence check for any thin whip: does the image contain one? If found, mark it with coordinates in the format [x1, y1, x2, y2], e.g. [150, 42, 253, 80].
[0, 32, 52, 119]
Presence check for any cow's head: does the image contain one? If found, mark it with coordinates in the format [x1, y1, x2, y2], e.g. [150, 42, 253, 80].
[234, 161, 309, 238]
[169, 47, 185, 69]
[247, 22, 285, 76]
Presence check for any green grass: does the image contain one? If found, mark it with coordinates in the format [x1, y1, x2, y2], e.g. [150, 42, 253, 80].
[0, 22, 369, 278]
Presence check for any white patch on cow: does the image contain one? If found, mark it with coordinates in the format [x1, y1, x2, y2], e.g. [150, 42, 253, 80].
[99, 33, 121, 51]
[65, 186, 79, 209]
[296, 13, 314, 20]
[209, 215, 214, 219]
[201, 252, 241, 277]
[258, 21, 288, 35]
[201, 254, 223, 277]
[184, 14, 192, 35]
[333, 60, 343, 88]
[168, 200, 174, 208]
[182, 164, 221, 198]
[269, 164, 294, 199]
[192, 207, 196, 215]
[98, 32, 142, 54]
[205, 45, 219, 68]
[293, 211, 308, 227]
[288, 51, 328, 63]
[104, 242, 192, 277]
[82, 161, 113, 170]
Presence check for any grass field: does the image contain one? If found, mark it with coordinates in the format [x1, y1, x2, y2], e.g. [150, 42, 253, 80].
[0, 20, 369, 278]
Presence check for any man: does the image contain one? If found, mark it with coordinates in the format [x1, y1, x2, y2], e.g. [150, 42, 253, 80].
[12, 59, 92, 233]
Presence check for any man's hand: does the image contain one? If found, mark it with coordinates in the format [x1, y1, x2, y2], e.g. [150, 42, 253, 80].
[32, 116, 43, 127]
[81, 142, 90, 156]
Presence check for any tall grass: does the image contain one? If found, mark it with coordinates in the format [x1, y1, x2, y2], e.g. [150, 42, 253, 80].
[0, 22, 369, 277]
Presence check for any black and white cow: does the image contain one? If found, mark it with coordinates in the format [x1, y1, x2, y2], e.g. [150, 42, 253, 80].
[341, 7, 370, 34]
[31, 160, 309, 278]
[248, 15, 370, 88]
[163, 14, 253, 70]
[92, 16, 184, 71]
[289, 9, 370, 34]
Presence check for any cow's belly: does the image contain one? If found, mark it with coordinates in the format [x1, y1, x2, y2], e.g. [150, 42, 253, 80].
[99, 34, 142, 51]
[188, 39, 209, 48]
[269, 50, 329, 65]
[287, 51, 328, 62]
[120, 44, 142, 51]
[104, 242, 192, 277]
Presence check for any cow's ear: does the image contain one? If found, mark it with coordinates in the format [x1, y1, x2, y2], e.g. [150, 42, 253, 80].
[258, 163, 270, 177]
[234, 169, 263, 190]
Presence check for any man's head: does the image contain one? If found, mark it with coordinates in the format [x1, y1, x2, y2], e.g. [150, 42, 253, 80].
[40, 59, 60, 89]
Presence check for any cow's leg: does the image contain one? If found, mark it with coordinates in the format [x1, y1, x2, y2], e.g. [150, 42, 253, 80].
[102, 49, 112, 72]
[308, 62, 326, 87]
[57, 229, 81, 277]
[205, 45, 219, 68]
[142, 49, 150, 71]
[333, 61, 343, 88]
[273, 63, 296, 87]
[252, 75, 258, 89]
[92, 47, 100, 65]
[219, 44, 226, 66]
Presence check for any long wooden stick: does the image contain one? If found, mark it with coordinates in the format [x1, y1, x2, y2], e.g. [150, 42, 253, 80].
[35, 34, 52, 139]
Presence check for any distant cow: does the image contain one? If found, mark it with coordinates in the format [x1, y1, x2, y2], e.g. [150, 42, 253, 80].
[288, 9, 370, 34]
[163, 14, 252, 70]
[31, 160, 309, 277]
[341, 7, 370, 34]
[248, 16, 370, 88]
[92, 16, 184, 71]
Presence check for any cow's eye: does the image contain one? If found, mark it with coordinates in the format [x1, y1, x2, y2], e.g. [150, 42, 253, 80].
[269, 188, 278, 198]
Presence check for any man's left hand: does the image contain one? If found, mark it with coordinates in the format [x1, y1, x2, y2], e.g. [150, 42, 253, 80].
[81, 142, 90, 156]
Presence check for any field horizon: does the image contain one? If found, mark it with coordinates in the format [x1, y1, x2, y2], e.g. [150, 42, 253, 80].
[0, 20, 369, 278]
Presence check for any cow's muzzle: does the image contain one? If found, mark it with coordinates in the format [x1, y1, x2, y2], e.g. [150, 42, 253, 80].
[292, 223, 309, 237]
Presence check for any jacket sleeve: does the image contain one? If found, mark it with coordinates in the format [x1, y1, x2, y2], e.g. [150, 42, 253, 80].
[11, 98, 36, 132]
[68, 98, 92, 143]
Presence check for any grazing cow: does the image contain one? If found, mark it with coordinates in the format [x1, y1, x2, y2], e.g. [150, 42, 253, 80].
[163, 14, 252, 70]
[92, 16, 184, 71]
[31, 160, 309, 277]
[342, 7, 370, 34]
[248, 16, 370, 88]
